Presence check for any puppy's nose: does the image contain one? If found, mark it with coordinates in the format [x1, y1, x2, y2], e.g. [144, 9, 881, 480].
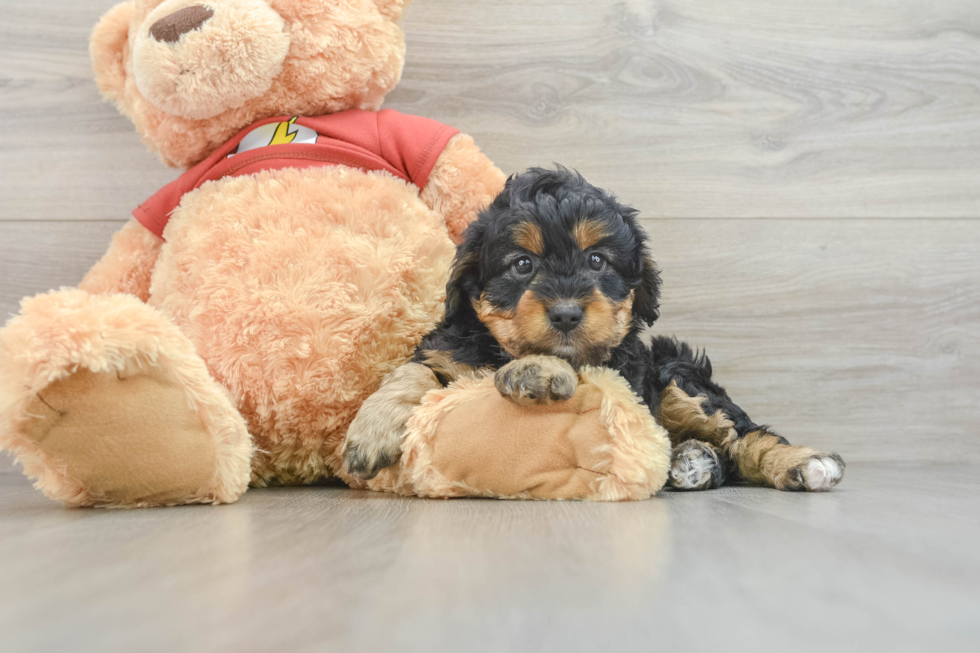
[149, 5, 215, 43]
[548, 303, 584, 334]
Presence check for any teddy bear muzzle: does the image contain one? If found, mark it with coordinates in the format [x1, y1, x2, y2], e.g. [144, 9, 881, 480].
[133, 0, 291, 121]
[149, 5, 215, 43]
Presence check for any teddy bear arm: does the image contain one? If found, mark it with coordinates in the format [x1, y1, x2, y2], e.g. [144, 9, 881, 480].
[420, 133, 507, 244]
[78, 219, 162, 301]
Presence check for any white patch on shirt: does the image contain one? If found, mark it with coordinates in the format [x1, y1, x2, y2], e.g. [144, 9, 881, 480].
[228, 117, 319, 157]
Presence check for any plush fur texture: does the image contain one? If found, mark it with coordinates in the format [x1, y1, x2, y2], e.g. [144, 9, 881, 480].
[420, 134, 506, 244]
[132, 1, 291, 121]
[92, 0, 414, 167]
[0, 290, 252, 507]
[67, 138, 500, 494]
[148, 166, 457, 485]
[79, 220, 163, 300]
[361, 366, 671, 501]
[0, 0, 511, 507]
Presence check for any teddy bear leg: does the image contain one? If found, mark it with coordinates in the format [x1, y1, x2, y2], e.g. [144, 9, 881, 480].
[368, 366, 673, 501]
[0, 289, 252, 507]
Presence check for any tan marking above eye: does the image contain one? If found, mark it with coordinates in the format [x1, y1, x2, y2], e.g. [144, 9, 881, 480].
[573, 219, 610, 251]
[512, 222, 544, 256]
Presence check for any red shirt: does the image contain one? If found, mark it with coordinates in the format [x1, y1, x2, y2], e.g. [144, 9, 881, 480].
[134, 109, 460, 239]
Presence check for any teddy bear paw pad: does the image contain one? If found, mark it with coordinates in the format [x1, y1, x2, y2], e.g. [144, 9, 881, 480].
[22, 366, 219, 507]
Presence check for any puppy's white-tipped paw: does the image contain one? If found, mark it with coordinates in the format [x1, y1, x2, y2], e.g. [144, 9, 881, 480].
[776, 453, 845, 491]
[802, 455, 845, 491]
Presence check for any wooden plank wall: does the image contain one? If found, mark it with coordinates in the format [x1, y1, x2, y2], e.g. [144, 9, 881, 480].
[1, 0, 978, 466]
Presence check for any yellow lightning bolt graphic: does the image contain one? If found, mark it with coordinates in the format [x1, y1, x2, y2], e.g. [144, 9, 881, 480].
[269, 116, 299, 146]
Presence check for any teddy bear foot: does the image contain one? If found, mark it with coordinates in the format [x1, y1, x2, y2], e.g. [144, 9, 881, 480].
[0, 289, 253, 508]
[21, 366, 225, 507]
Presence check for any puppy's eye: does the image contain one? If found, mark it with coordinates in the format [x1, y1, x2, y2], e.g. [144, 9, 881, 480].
[513, 256, 534, 275]
[588, 252, 606, 271]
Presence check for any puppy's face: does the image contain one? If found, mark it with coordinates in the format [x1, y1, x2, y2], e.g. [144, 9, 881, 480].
[447, 168, 661, 367]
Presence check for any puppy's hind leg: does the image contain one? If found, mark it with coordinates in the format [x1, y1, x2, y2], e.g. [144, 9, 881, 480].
[343, 363, 441, 480]
[646, 336, 845, 492]
[729, 429, 845, 492]
[669, 440, 726, 491]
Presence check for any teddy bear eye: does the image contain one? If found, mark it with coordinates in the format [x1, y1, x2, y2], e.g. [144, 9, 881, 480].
[588, 252, 606, 271]
[513, 256, 534, 275]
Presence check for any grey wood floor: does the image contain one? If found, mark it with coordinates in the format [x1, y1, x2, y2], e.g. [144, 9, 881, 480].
[1, 2, 979, 650]
[1, 465, 978, 652]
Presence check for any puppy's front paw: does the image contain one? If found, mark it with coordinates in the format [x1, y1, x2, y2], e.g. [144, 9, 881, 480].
[775, 453, 845, 492]
[343, 400, 403, 480]
[343, 431, 401, 481]
[342, 363, 441, 481]
[494, 355, 578, 406]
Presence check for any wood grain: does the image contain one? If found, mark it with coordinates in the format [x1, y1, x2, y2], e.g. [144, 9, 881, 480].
[0, 1, 179, 222]
[644, 218, 980, 464]
[394, 0, 980, 218]
[1, 0, 979, 220]
[392, 0, 980, 218]
[1, 466, 978, 652]
[0, 221, 122, 321]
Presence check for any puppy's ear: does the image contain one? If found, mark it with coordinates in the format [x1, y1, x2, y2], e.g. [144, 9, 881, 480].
[444, 222, 484, 325]
[632, 252, 661, 326]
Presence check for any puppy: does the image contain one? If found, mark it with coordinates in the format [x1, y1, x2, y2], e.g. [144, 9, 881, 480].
[344, 167, 844, 492]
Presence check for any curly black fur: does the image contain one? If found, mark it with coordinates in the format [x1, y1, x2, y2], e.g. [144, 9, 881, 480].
[417, 167, 770, 444]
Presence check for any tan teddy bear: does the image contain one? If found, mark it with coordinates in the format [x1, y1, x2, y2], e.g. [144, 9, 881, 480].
[0, 0, 671, 507]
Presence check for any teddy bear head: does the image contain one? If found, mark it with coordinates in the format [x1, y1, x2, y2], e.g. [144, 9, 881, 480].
[91, 0, 412, 168]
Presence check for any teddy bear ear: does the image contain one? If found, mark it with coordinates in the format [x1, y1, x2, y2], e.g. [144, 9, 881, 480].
[373, 0, 413, 21]
[90, 1, 134, 104]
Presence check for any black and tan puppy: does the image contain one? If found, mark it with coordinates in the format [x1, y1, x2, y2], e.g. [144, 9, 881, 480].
[344, 167, 844, 492]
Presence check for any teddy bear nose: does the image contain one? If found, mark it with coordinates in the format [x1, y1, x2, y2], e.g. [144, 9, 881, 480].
[149, 5, 215, 43]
